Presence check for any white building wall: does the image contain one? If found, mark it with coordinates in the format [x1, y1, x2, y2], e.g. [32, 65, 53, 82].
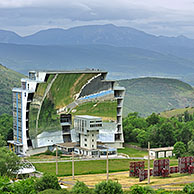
[149, 151, 156, 158]
[166, 151, 173, 157]
[36, 72, 46, 82]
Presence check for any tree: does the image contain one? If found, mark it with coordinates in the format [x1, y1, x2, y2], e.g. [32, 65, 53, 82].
[173, 142, 186, 158]
[0, 147, 21, 177]
[137, 130, 149, 148]
[188, 140, 194, 155]
[35, 173, 61, 192]
[131, 128, 142, 143]
[123, 112, 147, 143]
[146, 113, 160, 126]
[0, 135, 6, 147]
[71, 181, 91, 194]
[0, 114, 13, 141]
[180, 125, 192, 145]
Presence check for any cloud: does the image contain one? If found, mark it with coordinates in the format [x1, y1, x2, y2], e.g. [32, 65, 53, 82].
[0, 0, 194, 38]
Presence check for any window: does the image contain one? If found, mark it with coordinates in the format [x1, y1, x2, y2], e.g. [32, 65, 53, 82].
[85, 144, 87, 147]
[92, 145, 94, 148]
[96, 120, 102, 123]
[90, 124, 102, 128]
[85, 138, 87, 142]
[92, 139, 94, 142]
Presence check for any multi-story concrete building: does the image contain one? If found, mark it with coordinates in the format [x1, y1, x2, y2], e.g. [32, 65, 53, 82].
[8, 69, 125, 156]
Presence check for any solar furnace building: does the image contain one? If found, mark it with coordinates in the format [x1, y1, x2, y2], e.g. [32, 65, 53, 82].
[9, 69, 125, 155]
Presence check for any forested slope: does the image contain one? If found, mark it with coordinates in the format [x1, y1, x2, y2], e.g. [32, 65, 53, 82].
[119, 77, 194, 116]
[0, 64, 24, 115]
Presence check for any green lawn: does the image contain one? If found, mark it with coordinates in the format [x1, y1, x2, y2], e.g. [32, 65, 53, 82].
[33, 158, 178, 177]
[118, 147, 148, 157]
[34, 159, 132, 176]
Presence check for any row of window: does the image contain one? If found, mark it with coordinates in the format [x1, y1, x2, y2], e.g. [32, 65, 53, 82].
[84, 144, 95, 148]
[90, 124, 102, 128]
[90, 120, 102, 123]
[85, 138, 95, 142]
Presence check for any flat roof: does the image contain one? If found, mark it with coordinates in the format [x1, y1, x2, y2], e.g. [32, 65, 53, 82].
[12, 88, 34, 93]
[150, 147, 174, 152]
[29, 69, 107, 74]
[56, 142, 77, 148]
[75, 115, 102, 119]
[114, 86, 125, 91]
[7, 140, 23, 146]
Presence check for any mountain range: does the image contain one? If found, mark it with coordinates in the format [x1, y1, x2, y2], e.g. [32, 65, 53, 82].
[1, 24, 194, 84]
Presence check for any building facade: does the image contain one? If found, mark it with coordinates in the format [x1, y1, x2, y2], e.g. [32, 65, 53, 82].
[8, 69, 125, 155]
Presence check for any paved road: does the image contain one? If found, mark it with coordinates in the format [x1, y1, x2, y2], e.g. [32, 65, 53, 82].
[31, 156, 145, 163]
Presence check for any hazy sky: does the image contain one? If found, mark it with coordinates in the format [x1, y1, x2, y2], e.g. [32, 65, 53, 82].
[1, 0, 194, 38]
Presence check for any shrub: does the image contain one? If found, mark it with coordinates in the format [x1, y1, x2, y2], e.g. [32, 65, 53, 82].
[0, 176, 11, 193]
[35, 173, 61, 192]
[94, 180, 123, 194]
[52, 150, 63, 156]
[71, 181, 91, 194]
[7, 177, 37, 194]
[39, 188, 69, 194]
[143, 186, 154, 194]
[130, 185, 145, 194]
[44, 150, 52, 155]
[183, 183, 194, 193]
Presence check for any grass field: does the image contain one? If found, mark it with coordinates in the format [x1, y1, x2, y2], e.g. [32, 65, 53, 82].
[33, 158, 178, 177]
[118, 147, 148, 157]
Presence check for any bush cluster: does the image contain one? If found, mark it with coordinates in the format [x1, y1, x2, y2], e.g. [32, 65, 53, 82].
[123, 112, 194, 157]
[1, 175, 194, 194]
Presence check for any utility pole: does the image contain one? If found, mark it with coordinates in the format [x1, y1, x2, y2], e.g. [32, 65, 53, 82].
[56, 146, 58, 175]
[148, 142, 150, 184]
[72, 151, 74, 180]
[106, 147, 109, 182]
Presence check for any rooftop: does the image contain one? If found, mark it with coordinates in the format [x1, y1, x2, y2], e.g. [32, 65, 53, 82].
[150, 147, 174, 152]
[56, 142, 77, 148]
[29, 69, 107, 74]
[75, 115, 102, 120]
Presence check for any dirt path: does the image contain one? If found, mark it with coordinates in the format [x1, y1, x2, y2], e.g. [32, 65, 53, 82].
[58, 171, 194, 190]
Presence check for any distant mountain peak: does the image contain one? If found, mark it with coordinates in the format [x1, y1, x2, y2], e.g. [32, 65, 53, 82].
[177, 35, 189, 39]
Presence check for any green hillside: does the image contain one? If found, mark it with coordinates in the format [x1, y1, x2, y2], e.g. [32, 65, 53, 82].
[160, 107, 194, 118]
[0, 64, 24, 115]
[119, 77, 194, 117]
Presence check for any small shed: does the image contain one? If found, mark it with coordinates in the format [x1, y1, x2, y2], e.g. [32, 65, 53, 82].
[149, 147, 174, 159]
